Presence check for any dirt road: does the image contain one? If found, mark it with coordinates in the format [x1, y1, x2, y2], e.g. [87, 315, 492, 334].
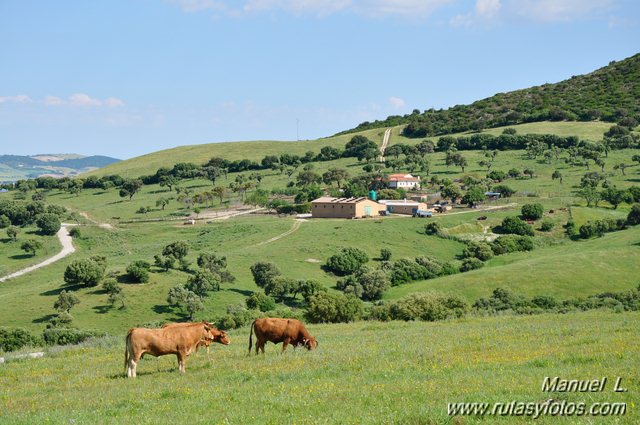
[0, 224, 76, 283]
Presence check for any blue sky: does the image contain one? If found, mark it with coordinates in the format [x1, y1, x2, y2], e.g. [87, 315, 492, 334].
[1, 0, 639, 159]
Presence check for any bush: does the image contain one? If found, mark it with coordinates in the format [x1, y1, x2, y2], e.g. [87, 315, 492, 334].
[490, 235, 534, 255]
[521, 203, 544, 220]
[68, 227, 81, 238]
[305, 293, 363, 323]
[42, 328, 105, 346]
[337, 267, 390, 301]
[64, 257, 107, 287]
[370, 293, 468, 322]
[380, 248, 392, 261]
[462, 242, 494, 261]
[250, 262, 281, 288]
[0, 215, 10, 228]
[498, 216, 534, 236]
[246, 292, 276, 312]
[126, 260, 151, 283]
[628, 204, 640, 226]
[564, 219, 577, 237]
[0, 327, 43, 352]
[35, 213, 61, 235]
[539, 220, 555, 232]
[492, 185, 516, 198]
[389, 258, 431, 285]
[325, 247, 369, 276]
[424, 222, 441, 235]
[460, 258, 484, 272]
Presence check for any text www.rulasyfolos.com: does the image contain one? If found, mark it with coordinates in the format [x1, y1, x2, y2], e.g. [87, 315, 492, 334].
[447, 400, 627, 419]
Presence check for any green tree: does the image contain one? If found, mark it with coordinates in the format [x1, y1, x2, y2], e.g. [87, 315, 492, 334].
[53, 290, 80, 313]
[325, 247, 369, 276]
[156, 197, 170, 210]
[167, 285, 202, 320]
[521, 203, 544, 220]
[246, 292, 276, 312]
[499, 216, 534, 236]
[462, 187, 485, 207]
[185, 270, 221, 298]
[21, 239, 43, 256]
[441, 184, 462, 204]
[305, 292, 362, 323]
[158, 175, 178, 192]
[119, 179, 143, 200]
[552, 170, 563, 184]
[250, 262, 281, 288]
[162, 241, 189, 260]
[63, 257, 106, 287]
[492, 185, 515, 198]
[380, 248, 392, 261]
[6, 226, 19, 241]
[601, 187, 632, 209]
[126, 260, 151, 283]
[627, 204, 640, 226]
[35, 213, 61, 235]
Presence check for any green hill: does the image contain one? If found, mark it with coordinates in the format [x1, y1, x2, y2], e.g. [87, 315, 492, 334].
[340, 53, 640, 137]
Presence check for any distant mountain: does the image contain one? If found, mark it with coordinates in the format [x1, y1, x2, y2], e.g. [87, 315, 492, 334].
[339, 53, 640, 137]
[0, 154, 121, 182]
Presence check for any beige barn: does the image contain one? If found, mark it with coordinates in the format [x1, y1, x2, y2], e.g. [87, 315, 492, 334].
[378, 199, 429, 215]
[311, 197, 384, 219]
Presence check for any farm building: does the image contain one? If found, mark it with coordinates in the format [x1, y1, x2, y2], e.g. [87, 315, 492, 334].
[387, 173, 421, 190]
[378, 199, 429, 215]
[311, 197, 385, 219]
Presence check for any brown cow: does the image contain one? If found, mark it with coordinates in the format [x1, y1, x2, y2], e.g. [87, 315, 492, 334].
[124, 321, 227, 377]
[162, 321, 230, 354]
[248, 317, 317, 355]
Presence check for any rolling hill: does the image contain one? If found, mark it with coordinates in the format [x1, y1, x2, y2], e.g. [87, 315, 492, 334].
[0, 154, 120, 182]
[340, 52, 640, 137]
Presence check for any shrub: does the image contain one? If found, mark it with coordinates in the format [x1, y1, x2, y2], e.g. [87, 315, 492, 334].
[490, 235, 534, 255]
[628, 204, 640, 226]
[68, 227, 81, 238]
[0, 327, 42, 352]
[126, 260, 151, 283]
[521, 203, 544, 220]
[305, 293, 363, 323]
[64, 257, 107, 287]
[460, 258, 484, 272]
[54, 290, 80, 313]
[325, 247, 369, 276]
[539, 220, 555, 232]
[564, 219, 577, 237]
[492, 185, 515, 198]
[35, 213, 61, 235]
[499, 216, 534, 236]
[42, 328, 104, 346]
[337, 267, 390, 301]
[462, 242, 494, 261]
[380, 248, 392, 261]
[370, 293, 468, 322]
[250, 262, 281, 288]
[424, 222, 441, 235]
[0, 215, 10, 228]
[390, 258, 430, 285]
[246, 292, 276, 312]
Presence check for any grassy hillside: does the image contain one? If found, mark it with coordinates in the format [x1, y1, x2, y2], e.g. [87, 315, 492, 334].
[1, 312, 637, 424]
[341, 53, 640, 136]
[86, 121, 612, 180]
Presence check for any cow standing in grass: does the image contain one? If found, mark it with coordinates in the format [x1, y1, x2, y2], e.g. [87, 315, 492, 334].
[248, 318, 317, 355]
[162, 321, 230, 355]
[124, 321, 229, 377]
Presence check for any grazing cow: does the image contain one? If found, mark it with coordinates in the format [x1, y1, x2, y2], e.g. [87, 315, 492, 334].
[124, 321, 227, 378]
[248, 317, 317, 355]
[162, 321, 230, 354]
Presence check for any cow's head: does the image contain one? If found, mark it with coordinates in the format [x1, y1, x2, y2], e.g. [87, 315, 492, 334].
[202, 323, 231, 345]
[214, 330, 231, 345]
[302, 336, 318, 351]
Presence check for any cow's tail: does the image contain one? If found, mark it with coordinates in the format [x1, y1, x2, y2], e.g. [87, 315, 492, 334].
[124, 329, 133, 374]
[248, 320, 256, 355]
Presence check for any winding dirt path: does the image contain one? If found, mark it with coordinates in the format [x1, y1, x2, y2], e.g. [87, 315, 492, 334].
[255, 219, 304, 247]
[379, 128, 392, 162]
[0, 224, 76, 283]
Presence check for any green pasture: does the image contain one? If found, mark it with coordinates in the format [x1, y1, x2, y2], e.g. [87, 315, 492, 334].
[0, 311, 638, 424]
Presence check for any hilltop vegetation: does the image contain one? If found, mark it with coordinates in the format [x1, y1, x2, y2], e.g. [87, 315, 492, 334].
[341, 53, 640, 137]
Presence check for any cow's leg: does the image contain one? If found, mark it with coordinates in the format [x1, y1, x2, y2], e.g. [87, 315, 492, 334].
[177, 352, 186, 373]
[282, 338, 290, 354]
[129, 351, 143, 378]
[257, 340, 265, 355]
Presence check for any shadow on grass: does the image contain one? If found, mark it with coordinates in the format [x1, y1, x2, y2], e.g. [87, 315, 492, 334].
[93, 305, 112, 314]
[10, 254, 32, 260]
[227, 288, 253, 297]
[32, 314, 56, 324]
[40, 284, 84, 296]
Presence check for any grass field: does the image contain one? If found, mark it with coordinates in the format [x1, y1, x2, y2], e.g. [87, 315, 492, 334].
[0, 227, 60, 277]
[87, 121, 614, 179]
[1, 311, 637, 424]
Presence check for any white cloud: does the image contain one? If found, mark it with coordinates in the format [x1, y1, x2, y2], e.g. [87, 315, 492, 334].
[0, 95, 32, 104]
[104, 97, 125, 108]
[43, 96, 64, 106]
[354, 0, 455, 18]
[508, 0, 613, 22]
[69, 93, 103, 107]
[450, 0, 501, 27]
[170, 0, 227, 12]
[389, 96, 406, 109]
[476, 0, 501, 18]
